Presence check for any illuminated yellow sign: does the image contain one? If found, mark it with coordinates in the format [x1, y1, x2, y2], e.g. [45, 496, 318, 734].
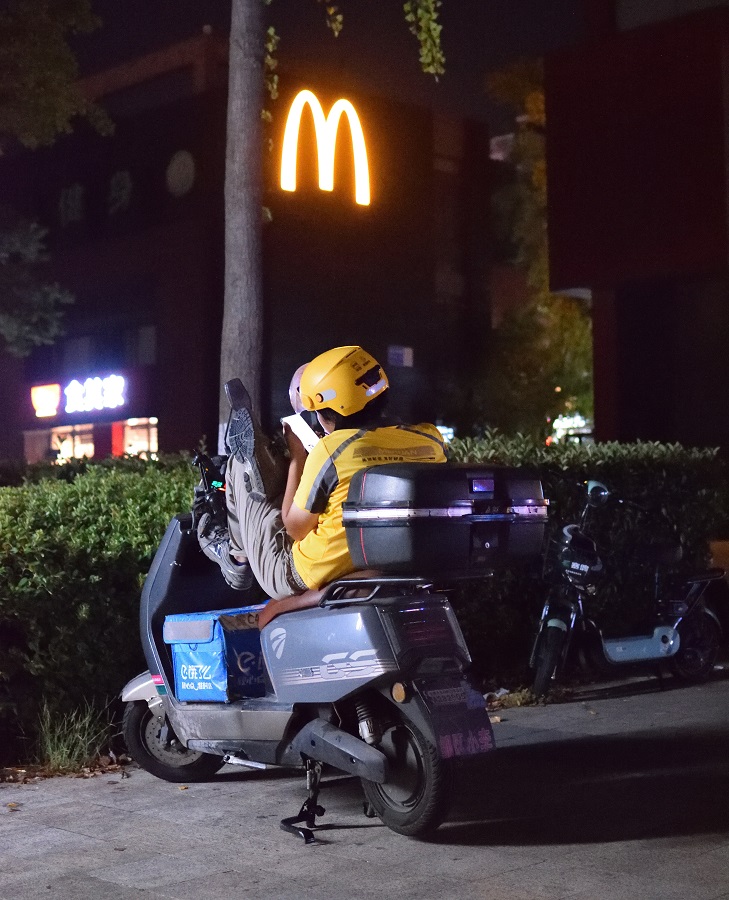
[280, 89, 371, 206]
[31, 383, 61, 418]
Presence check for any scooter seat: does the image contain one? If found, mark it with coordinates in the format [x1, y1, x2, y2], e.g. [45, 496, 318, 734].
[258, 590, 323, 628]
[258, 569, 381, 629]
[685, 567, 726, 583]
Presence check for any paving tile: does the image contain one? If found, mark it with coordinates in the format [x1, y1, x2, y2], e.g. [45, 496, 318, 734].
[0, 786, 79, 814]
[484, 859, 726, 900]
[0, 823, 108, 856]
[557, 833, 729, 878]
[0, 872, 152, 900]
[283, 871, 463, 900]
[91, 849, 232, 890]
[0, 855, 55, 888]
[152, 866, 292, 900]
[0, 816, 30, 836]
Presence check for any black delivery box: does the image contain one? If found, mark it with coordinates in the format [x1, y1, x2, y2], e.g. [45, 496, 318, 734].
[343, 463, 548, 575]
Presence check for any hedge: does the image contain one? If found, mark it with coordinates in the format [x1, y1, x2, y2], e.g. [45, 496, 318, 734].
[0, 439, 726, 763]
[447, 433, 728, 684]
[0, 458, 196, 764]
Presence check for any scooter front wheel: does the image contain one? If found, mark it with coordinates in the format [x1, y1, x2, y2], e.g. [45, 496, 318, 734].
[360, 711, 451, 837]
[122, 701, 226, 782]
[670, 608, 721, 683]
[532, 624, 567, 698]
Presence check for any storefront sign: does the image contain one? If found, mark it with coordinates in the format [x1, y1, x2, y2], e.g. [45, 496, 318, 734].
[30, 384, 62, 418]
[280, 89, 371, 206]
[30, 374, 127, 418]
[64, 375, 126, 413]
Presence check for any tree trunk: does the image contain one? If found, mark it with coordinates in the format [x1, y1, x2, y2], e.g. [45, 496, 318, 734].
[219, 0, 265, 450]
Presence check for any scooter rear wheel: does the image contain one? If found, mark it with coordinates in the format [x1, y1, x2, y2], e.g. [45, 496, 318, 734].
[122, 701, 226, 782]
[360, 711, 451, 837]
[670, 608, 721, 683]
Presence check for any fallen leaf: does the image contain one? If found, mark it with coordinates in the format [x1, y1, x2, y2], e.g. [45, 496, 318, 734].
[6, 802, 20, 810]
[179, 785, 188, 791]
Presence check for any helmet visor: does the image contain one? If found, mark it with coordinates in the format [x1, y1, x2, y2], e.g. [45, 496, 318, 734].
[288, 363, 310, 414]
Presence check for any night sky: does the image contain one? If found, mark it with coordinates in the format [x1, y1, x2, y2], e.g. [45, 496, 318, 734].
[76, 0, 587, 129]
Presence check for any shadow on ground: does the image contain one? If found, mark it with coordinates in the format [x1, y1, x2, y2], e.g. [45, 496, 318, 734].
[163, 675, 729, 848]
[435, 726, 729, 846]
[293, 723, 729, 847]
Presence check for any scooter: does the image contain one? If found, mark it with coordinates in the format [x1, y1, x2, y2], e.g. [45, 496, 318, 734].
[530, 480, 725, 697]
[121, 385, 549, 841]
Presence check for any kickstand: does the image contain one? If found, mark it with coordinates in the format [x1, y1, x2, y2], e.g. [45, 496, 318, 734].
[280, 759, 325, 844]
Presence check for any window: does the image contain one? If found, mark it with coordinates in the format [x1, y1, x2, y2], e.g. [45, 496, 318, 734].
[122, 417, 158, 457]
[51, 424, 95, 461]
[23, 416, 158, 463]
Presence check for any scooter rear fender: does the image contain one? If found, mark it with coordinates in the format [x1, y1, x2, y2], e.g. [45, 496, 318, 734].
[122, 671, 163, 710]
[377, 675, 495, 761]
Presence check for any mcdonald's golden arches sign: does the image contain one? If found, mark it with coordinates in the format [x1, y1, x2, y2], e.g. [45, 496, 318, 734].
[280, 89, 371, 206]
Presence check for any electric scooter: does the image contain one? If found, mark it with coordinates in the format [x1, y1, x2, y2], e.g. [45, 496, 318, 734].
[531, 480, 725, 697]
[121, 384, 549, 841]
[121, 510, 498, 840]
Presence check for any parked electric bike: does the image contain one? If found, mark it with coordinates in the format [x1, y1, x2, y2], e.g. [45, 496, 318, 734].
[121, 382, 548, 841]
[530, 480, 725, 697]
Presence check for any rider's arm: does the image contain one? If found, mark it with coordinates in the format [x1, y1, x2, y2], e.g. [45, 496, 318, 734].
[281, 426, 319, 541]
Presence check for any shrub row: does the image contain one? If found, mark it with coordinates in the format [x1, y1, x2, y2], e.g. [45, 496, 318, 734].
[448, 433, 728, 684]
[0, 439, 726, 762]
[0, 459, 196, 763]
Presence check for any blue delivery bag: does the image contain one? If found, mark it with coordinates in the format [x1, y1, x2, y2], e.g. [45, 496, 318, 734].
[163, 605, 267, 702]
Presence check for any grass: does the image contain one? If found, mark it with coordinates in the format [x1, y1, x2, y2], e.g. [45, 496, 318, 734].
[36, 700, 113, 774]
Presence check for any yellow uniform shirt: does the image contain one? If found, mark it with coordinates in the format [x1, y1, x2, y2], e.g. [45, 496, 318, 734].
[292, 423, 447, 589]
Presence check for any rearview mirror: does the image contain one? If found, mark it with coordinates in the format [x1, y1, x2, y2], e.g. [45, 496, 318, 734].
[586, 480, 610, 507]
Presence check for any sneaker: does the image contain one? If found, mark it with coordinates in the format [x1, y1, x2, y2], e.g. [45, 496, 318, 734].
[197, 514, 253, 591]
[226, 383, 287, 501]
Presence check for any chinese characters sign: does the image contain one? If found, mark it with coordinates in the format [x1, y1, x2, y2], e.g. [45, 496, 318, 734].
[64, 375, 126, 414]
[30, 374, 127, 418]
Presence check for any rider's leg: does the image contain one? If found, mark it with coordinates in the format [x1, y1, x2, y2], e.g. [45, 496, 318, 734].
[197, 512, 253, 591]
[226, 454, 307, 600]
[200, 386, 294, 595]
[226, 386, 288, 502]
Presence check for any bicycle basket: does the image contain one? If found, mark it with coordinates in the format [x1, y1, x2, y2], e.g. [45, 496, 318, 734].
[558, 524, 603, 588]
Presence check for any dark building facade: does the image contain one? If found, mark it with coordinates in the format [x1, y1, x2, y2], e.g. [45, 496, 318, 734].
[546, 4, 729, 447]
[0, 33, 490, 461]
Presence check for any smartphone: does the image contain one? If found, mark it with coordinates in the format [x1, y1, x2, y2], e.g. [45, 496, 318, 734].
[281, 413, 320, 452]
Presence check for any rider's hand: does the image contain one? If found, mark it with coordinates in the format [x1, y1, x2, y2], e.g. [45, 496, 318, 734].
[281, 423, 318, 541]
[283, 422, 308, 464]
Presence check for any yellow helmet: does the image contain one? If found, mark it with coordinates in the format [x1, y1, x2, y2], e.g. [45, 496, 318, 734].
[298, 346, 389, 416]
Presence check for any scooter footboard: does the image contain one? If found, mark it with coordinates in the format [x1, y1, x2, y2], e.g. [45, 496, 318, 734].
[380, 676, 495, 761]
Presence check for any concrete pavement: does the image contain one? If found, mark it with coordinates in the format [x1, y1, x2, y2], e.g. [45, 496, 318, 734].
[1, 673, 729, 900]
